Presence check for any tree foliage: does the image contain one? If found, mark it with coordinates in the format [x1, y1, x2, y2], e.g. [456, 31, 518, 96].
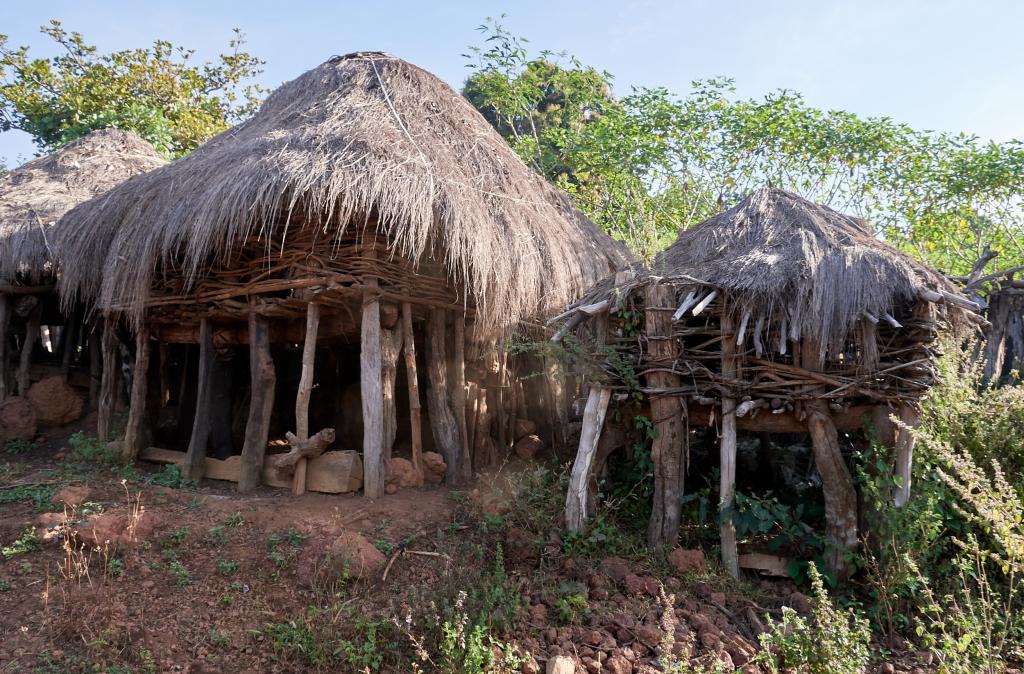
[0, 20, 265, 158]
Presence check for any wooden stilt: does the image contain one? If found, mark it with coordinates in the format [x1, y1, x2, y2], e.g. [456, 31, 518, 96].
[60, 307, 79, 372]
[380, 324, 402, 461]
[452, 313, 470, 480]
[239, 310, 275, 493]
[807, 400, 858, 580]
[97, 317, 118, 442]
[184, 319, 213, 480]
[893, 405, 919, 508]
[0, 294, 8, 402]
[473, 386, 489, 470]
[121, 326, 150, 462]
[400, 303, 424, 480]
[17, 303, 40, 396]
[361, 282, 385, 499]
[426, 307, 460, 483]
[158, 343, 171, 407]
[566, 386, 612, 530]
[89, 322, 101, 410]
[646, 284, 687, 548]
[719, 311, 740, 578]
[293, 302, 320, 495]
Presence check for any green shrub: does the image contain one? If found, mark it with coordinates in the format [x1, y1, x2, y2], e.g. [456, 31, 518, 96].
[69, 431, 118, 464]
[145, 464, 196, 489]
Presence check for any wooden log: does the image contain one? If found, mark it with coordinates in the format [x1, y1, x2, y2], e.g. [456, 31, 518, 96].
[545, 356, 567, 451]
[273, 428, 336, 473]
[88, 322, 101, 410]
[719, 311, 740, 578]
[17, 303, 41, 396]
[452, 313, 471, 480]
[473, 386, 490, 470]
[184, 319, 214, 480]
[121, 326, 150, 462]
[60, 306, 79, 372]
[239, 310, 275, 493]
[646, 284, 687, 548]
[400, 303, 424, 479]
[381, 324, 402, 462]
[97, 318, 119, 442]
[466, 380, 480, 467]
[426, 307, 461, 484]
[0, 294, 8, 402]
[293, 302, 320, 495]
[361, 281, 385, 499]
[565, 386, 612, 531]
[893, 405, 919, 508]
[807, 400, 858, 581]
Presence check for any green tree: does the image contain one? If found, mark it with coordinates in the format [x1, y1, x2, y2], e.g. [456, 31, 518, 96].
[0, 20, 265, 157]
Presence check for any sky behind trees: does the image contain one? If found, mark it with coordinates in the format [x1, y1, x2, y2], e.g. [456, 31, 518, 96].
[3, 0, 1022, 163]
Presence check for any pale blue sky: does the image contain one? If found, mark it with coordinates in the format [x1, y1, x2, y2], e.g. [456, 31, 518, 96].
[2, 1, 1022, 164]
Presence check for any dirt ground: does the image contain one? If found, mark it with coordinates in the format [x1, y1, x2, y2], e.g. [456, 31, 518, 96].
[1, 419, 937, 674]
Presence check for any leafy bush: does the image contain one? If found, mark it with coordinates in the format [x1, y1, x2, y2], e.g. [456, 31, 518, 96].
[69, 432, 118, 464]
[145, 464, 196, 489]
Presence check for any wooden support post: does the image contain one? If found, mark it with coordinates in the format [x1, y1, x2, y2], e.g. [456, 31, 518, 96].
[400, 303, 424, 480]
[566, 386, 612, 530]
[121, 326, 150, 462]
[89, 322, 101, 410]
[473, 386, 490, 470]
[807, 400, 858, 581]
[646, 284, 687, 548]
[17, 303, 41, 396]
[293, 302, 320, 495]
[719, 311, 740, 578]
[361, 282, 385, 499]
[452, 312, 470, 480]
[239, 310, 275, 493]
[61, 307, 80, 372]
[426, 307, 461, 484]
[893, 405, 919, 508]
[0, 294, 8, 402]
[381, 324, 402, 461]
[97, 317, 118, 442]
[184, 319, 214, 480]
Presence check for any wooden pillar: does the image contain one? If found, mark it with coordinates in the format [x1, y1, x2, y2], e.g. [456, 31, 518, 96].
[400, 303, 424, 479]
[807, 400, 858, 580]
[565, 386, 612, 530]
[239, 310, 275, 493]
[361, 282, 385, 499]
[17, 303, 41, 396]
[381, 324, 402, 461]
[184, 319, 214, 480]
[426, 307, 460, 483]
[452, 313, 471, 480]
[88, 322, 101, 410]
[646, 284, 687, 548]
[97, 317, 118, 442]
[60, 307, 80, 372]
[293, 302, 320, 495]
[121, 326, 150, 462]
[719, 310, 740, 578]
[0, 294, 8, 402]
[893, 405, 919, 508]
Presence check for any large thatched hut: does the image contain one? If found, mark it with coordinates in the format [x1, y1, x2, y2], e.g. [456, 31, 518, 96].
[0, 129, 165, 401]
[554, 188, 981, 579]
[55, 52, 631, 498]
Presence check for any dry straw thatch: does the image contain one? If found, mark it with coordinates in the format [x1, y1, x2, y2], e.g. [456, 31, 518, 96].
[0, 129, 166, 284]
[56, 52, 632, 328]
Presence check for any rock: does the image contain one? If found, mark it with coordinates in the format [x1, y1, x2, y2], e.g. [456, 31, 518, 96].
[75, 508, 159, 547]
[600, 557, 630, 584]
[529, 603, 548, 625]
[422, 452, 447, 483]
[546, 655, 576, 674]
[788, 590, 813, 614]
[521, 658, 540, 674]
[669, 548, 706, 575]
[513, 418, 537, 440]
[506, 528, 539, 566]
[0, 397, 36, 442]
[329, 530, 386, 579]
[605, 654, 632, 674]
[623, 574, 646, 596]
[636, 624, 662, 649]
[582, 657, 601, 674]
[27, 376, 82, 427]
[724, 635, 758, 666]
[34, 512, 69, 543]
[384, 457, 420, 493]
[878, 664, 896, 674]
[642, 576, 661, 597]
[53, 486, 92, 508]
[513, 434, 543, 460]
[710, 592, 727, 606]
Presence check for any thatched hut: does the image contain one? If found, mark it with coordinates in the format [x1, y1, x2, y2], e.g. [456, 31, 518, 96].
[554, 188, 982, 579]
[0, 129, 165, 401]
[55, 52, 631, 497]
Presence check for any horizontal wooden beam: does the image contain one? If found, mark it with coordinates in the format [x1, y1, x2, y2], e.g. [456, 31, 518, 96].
[688, 402, 876, 433]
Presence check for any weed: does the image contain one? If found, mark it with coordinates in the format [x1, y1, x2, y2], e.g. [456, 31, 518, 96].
[208, 524, 226, 547]
[224, 512, 244, 527]
[208, 628, 230, 648]
[216, 557, 239, 576]
[3, 438, 34, 454]
[0, 483, 59, 513]
[266, 528, 305, 577]
[0, 578, 9, 592]
[166, 527, 189, 547]
[2, 527, 41, 558]
[145, 464, 196, 489]
[19, 561, 32, 574]
[69, 431, 118, 464]
[262, 611, 324, 666]
[556, 592, 589, 624]
[106, 557, 125, 577]
[167, 559, 191, 587]
[335, 617, 393, 672]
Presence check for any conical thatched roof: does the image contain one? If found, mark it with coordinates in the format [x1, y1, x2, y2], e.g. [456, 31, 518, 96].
[0, 129, 166, 284]
[55, 52, 633, 328]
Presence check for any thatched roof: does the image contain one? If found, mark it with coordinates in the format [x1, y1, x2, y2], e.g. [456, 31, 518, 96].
[0, 129, 166, 284]
[55, 52, 633, 328]
[570, 188, 974, 355]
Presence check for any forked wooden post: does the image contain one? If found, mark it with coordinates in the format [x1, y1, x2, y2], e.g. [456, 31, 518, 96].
[97, 317, 119, 442]
[400, 303, 424, 479]
[380, 324, 403, 461]
[17, 302, 41, 396]
[121, 325, 151, 462]
[719, 310, 740, 578]
[239, 309, 275, 493]
[646, 283, 687, 548]
[184, 319, 214, 480]
[807, 399, 858, 580]
[452, 312, 470, 480]
[0, 294, 8, 402]
[293, 302, 320, 495]
[426, 307, 461, 483]
[565, 385, 612, 531]
[361, 278, 385, 499]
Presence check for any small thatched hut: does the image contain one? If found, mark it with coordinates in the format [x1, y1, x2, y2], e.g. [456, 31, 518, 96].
[56, 52, 631, 497]
[554, 188, 982, 579]
[0, 129, 165, 400]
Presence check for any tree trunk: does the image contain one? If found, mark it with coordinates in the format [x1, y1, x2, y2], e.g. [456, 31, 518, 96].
[565, 386, 611, 531]
[293, 303, 320, 495]
[719, 310, 740, 578]
[184, 319, 214, 480]
[361, 285, 385, 499]
[381, 324, 402, 461]
[807, 400, 858, 580]
[17, 303, 40, 396]
[97, 318, 119, 442]
[646, 284, 687, 548]
[400, 303, 424, 479]
[121, 326, 150, 462]
[239, 310, 275, 493]
[426, 307, 460, 483]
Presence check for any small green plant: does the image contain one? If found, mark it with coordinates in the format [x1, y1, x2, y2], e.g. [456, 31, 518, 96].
[208, 524, 226, 547]
[0, 578, 9, 592]
[224, 512, 244, 527]
[106, 557, 125, 577]
[0, 483, 59, 513]
[335, 618, 391, 672]
[3, 438, 34, 454]
[262, 611, 324, 666]
[69, 431, 118, 464]
[167, 559, 191, 587]
[208, 628, 230, 648]
[266, 528, 305, 576]
[166, 527, 189, 546]
[216, 557, 239, 576]
[145, 463, 196, 489]
[556, 592, 589, 624]
[19, 561, 32, 573]
[2, 527, 41, 558]
[756, 562, 870, 674]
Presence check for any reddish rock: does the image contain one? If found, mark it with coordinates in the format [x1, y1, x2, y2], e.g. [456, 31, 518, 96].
[521, 658, 540, 674]
[75, 508, 159, 547]
[513, 434, 543, 460]
[53, 485, 92, 508]
[384, 457, 420, 493]
[788, 590, 813, 614]
[669, 548, 706, 575]
[600, 557, 630, 583]
[27, 376, 83, 427]
[0, 396, 36, 442]
[725, 635, 757, 666]
[330, 530, 386, 579]
[35, 512, 69, 543]
[710, 592, 727, 606]
[642, 575, 661, 597]
[582, 657, 601, 674]
[623, 573, 646, 596]
[513, 418, 537, 440]
[546, 655, 576, 674]
[529, 603, 548, 625]
[422, 452, 447, 483]
[636, 624, 662, 649]
[605, 654, 632, 674]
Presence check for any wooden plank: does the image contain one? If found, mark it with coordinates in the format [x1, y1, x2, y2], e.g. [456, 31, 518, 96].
[239, 310, 275, 493]
[719, 311, 739, 578]
[400, 302, 424, 479]
[97, 318, 118, 442]
[184, 319, 214, 480]
[565, 386, 612, 531]
[121, 326, 150, 462]
[426, 307, 460, 484]
[361, 280, 385, 499]
[293, 302, 320, 495]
